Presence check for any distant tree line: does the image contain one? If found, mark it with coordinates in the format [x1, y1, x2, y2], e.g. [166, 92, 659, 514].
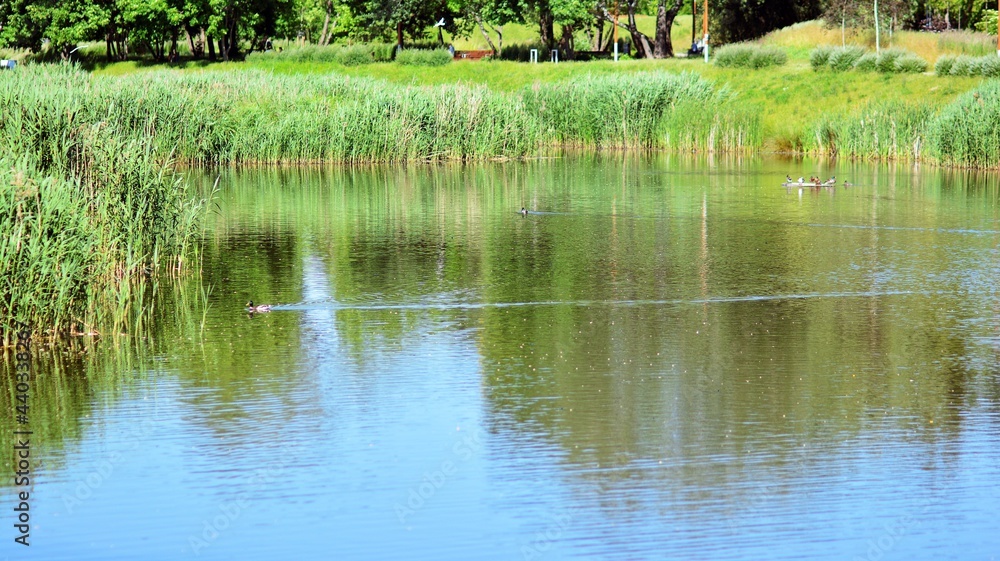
[0, 0, 993, 62]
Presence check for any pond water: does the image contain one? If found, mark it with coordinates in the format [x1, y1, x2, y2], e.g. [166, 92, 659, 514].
[3, 155, 1000, 560]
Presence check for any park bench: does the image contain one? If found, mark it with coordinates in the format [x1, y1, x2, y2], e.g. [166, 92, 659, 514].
[454, 50, 493, 60]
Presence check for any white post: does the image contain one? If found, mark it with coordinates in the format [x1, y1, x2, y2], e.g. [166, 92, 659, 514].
[551, 49, 558, 63]
[703, 34, 710, 63]
[614, 42, 619, 61]
[529, 48, 538, 63]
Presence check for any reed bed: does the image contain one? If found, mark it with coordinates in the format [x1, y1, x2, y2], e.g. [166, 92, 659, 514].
[7, 67, 762, 163]
[0, 65, 208, 340]
[927, 81, 1000, 168]
[813, 101, 931, 159]
[521, 72, 760, 151]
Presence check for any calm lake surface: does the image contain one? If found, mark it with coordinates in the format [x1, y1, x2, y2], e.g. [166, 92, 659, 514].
[3, 155, 1000, 560]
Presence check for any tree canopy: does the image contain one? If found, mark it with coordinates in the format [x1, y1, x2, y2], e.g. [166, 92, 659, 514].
[1, 0, 992, 60]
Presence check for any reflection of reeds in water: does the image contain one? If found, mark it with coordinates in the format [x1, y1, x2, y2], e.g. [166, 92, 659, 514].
[0, 274, 212, 486]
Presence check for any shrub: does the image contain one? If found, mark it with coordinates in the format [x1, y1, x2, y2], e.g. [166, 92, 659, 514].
[714, 44, 754, 67]
[336, 44, 374, 66]
[950, 55, 977, 76]
[935, 55, 956, 76]
[979, 56, 1000, 77]
[371, 43, 396, 62]
[894, 54, 928, 74]
[828, 46, 866, 71]
[395, 48, 452, 66]
[853, 53, 877, 72]
[810, 46, 833, 70]
[714, 43, 787, 69]
[874, 49, 905, 73]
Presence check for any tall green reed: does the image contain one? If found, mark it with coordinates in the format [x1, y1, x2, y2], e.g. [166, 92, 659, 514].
[0, 65, 209, 341]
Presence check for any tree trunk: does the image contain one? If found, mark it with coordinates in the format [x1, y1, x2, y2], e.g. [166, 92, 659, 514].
[595, 16, 604, 50]
[627, 2, 653, 58]
[539, 8, 555, 48]
[207, 34, 216, 61]
[874, 0, 880, 53]
[397, 21, 404, 48]
[653, 0, 682, 57]
[474, 15, 498, 54]
[598, 0, 651, 56]
[319, 0, 333, 46]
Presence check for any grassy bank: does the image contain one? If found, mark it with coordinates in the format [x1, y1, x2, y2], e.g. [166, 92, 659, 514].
[0, 65, 208, 342]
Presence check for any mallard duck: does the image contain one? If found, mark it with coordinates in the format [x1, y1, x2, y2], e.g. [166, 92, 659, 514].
[246, 300, 272, 313]
[798, 176, 805, 184]
[823, 176, 836, 186]
[520, 207, 528, 216]
[786, 175, 793, 183]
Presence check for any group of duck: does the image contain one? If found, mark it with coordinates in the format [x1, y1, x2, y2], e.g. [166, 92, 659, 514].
[782, 175, 852, 188]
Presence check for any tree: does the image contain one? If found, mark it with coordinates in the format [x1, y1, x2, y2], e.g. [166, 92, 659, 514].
[597, 0, 654, 57]
[709, 0, 822, 43]
[120, 0, 185, 60]
[457, 0, 520, 54]
[343, 0, 451, 45]
[0, 0, 106, 57]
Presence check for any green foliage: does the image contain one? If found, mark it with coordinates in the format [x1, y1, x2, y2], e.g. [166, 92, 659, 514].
[949, 55, 977, 75]
[980, 56, 1000, 77]
[827, 46, 865, 71]
[817, 100, 931, 160]
[928, 81, 1000, 167]
[893, 54, 927, 74]
[874, 48, 904, 73]
[0, 0, 106, 55]
[710, 0, 822, 43]
[395, 48, 452, 66]
[936, 54, 1000, 77]
[934, 55, 955, 76]
[371, 43, 397, 61]
[974, 9, 997, 35]
[499, 43, 549, 61]
[0, 65, 208, 335]
[521, 72, 761, 151]
[713, 43, 787, 69]
[336, 44, 375, 65]
[809, 46, 833, 69]
[852, 52, 877, 72]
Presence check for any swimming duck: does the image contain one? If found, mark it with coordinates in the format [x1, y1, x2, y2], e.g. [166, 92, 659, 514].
[823, 176, 836, 186]
[520, 207, 528, 216]
[843, 180, 852, 187]
[246, 300, 272, 313]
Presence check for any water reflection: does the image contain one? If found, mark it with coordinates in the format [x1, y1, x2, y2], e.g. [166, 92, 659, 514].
[3, 155, 1000, 560]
